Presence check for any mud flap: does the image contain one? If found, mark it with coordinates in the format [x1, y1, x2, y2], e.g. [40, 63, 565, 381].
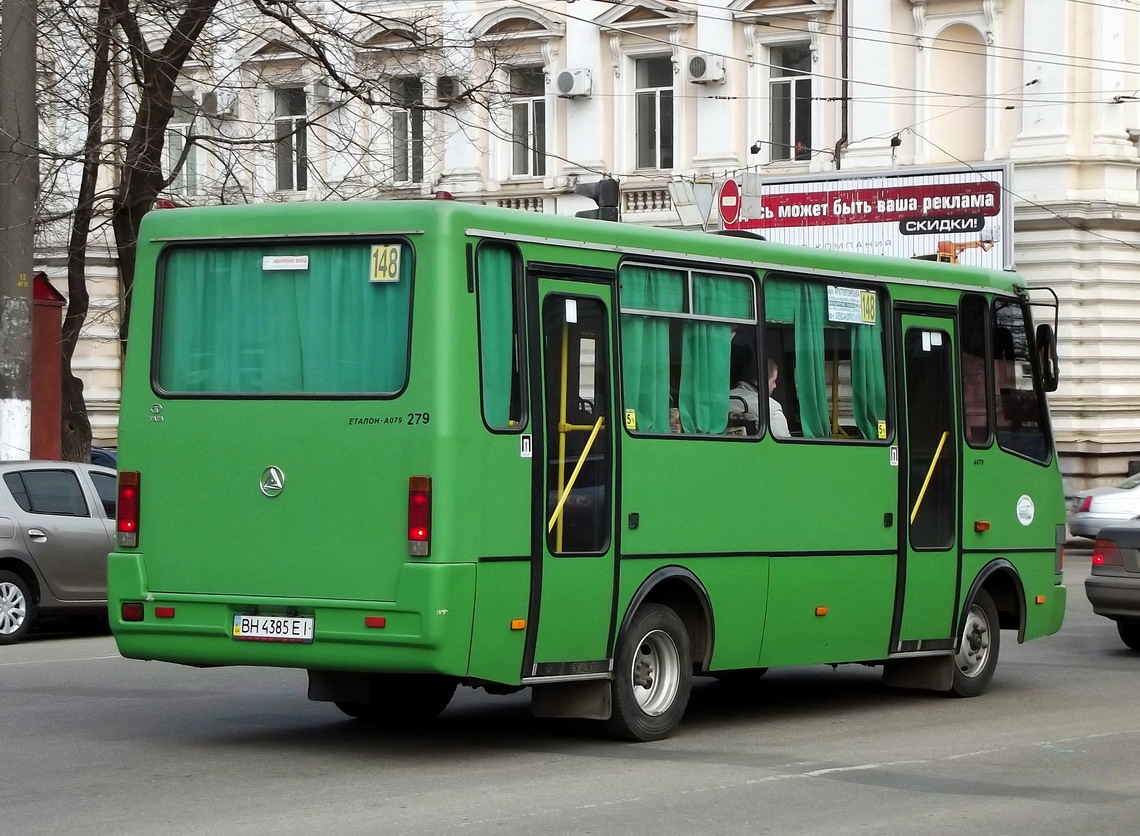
[882, 654, 954, 692]
[531, 680, 612, 720]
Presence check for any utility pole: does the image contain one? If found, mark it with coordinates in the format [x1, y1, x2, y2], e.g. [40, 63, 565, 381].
[0, 0, 40, 460]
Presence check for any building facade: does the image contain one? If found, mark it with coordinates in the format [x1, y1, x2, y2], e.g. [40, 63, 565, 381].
[43, 0, 1140, 491]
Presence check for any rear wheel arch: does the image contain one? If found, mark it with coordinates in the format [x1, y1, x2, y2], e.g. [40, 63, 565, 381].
[619, 567, 713, 671]
[962, 559, 1025, 642]
[0, 557, 41, 605]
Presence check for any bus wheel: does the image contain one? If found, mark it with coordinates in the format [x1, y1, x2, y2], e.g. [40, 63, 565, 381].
[605, 604, 692, 742]
[950, 588, 1000, 698]
[1116, 621, 1140, 652]
[0, 571, 35, 645]
[334, 675, 458, 723]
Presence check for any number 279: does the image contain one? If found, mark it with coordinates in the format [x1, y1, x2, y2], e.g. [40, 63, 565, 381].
[407, 412, 430, 425]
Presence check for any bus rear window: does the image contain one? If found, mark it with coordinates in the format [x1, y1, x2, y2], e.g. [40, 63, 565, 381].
[156, 241, 413, 395]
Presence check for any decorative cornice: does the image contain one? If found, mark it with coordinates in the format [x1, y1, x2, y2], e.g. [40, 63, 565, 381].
[730, 1, 836, 24]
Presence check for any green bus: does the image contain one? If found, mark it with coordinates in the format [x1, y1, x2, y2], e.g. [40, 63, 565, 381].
[109, 200, 1066, 741]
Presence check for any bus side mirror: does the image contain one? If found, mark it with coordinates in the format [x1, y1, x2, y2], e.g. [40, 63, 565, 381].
[1036, 323, 1059, 392]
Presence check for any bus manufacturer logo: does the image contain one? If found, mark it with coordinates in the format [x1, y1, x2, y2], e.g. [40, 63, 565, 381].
[260, 466, 285, 497]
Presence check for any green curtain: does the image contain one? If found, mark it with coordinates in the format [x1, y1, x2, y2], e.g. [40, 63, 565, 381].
[159, 243, 411, 393]
[765, 278, 829, 438]
[620, 267, 683, 433]
[680, 273, 752, 434]
[850, 318, 887, 440]
[792, 283, 830, 438]
[477, 245, 517, 428]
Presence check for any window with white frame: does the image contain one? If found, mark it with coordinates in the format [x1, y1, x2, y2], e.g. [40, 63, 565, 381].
[166, 94, 199, 196]
[634, 56, 673, 171]
[274, 88, 308, 191]
[391, 77, 424, 183]
[509, 67, 546, 177]
[768, 43, 811, 162]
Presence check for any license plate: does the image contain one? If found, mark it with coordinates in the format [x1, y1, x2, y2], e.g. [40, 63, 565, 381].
[232, 614, 314, 643]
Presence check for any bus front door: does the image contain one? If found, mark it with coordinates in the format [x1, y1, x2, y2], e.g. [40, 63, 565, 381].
[895, 313, 960, 651]
[526, 285, 617, 677]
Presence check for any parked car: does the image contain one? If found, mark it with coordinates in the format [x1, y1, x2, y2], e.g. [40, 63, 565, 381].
[0, 461, 117, 643]
[1084, 520, 1140, 651]
[89, 447, 118, 469]
[1068, 473, 1140, 539]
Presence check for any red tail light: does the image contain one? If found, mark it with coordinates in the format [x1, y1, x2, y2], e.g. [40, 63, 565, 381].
[1092, 539, 1122, 566]
[1078, 496, 1093, 512]
[117, 470, 140, 548]
[408, 476, 432, 556]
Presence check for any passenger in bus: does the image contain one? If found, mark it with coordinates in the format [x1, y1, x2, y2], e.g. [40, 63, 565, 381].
[730, 359, 789, 438]
[766, 359, 790, 438]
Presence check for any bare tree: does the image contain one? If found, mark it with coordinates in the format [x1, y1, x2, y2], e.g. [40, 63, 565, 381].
[33, 0, 508, 459]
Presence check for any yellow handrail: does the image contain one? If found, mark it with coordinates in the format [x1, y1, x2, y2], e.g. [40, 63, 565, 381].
[554, 325, 570, 550]
[548, 416, 606, 534]
[910, 430, 949, 524]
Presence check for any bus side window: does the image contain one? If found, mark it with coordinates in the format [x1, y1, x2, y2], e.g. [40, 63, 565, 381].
[992, 299, 1050, 463]
[619, 264, 756, 437]
[476, 243, 524, 430]
[764, 276, 889, 441]
[960, 294, 991, 446]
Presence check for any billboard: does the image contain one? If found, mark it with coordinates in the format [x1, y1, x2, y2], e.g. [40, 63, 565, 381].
[721, 165, 1013, 271]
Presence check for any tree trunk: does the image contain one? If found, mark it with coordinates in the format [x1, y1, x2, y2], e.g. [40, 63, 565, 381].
[61, 0, 116, 462]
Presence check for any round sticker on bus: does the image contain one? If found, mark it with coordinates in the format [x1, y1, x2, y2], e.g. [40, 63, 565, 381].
[1016, 495, 1035, 526]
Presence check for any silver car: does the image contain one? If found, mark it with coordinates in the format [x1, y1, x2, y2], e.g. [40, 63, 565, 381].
[1068, 473, 1140, 539]
[0, 461, 117, 643]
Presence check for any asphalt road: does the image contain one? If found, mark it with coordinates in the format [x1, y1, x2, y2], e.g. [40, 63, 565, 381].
[2, 551, 1137, 835]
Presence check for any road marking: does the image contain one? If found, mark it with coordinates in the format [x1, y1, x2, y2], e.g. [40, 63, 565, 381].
[457, 729, 1140, 828]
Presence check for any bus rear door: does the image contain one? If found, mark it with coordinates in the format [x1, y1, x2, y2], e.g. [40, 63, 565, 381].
[525, 281, 617, 677]
[895, 312, 960, 651]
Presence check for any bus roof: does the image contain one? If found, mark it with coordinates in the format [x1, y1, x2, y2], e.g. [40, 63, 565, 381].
[140, 199, 1026, 295]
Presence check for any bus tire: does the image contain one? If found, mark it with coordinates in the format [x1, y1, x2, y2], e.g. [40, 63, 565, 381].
[0, 570, 35, 645]
[1116, 621, 1140, 652]
[950, 588, 1000, 698]
[605, 603, 692, 742]
[334, 674, 457, 723]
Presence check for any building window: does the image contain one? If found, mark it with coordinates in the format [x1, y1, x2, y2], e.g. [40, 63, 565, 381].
[274, 88, 307, 191]
[769, 44, 811, 162]
[634, 56, 673, 170]
[391, 77, 424, 183]
[166, 95, 199, 196]
[509, 67, 546, 177]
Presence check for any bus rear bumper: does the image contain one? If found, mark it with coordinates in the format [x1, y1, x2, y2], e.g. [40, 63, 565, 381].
[107, 553, 476, 676]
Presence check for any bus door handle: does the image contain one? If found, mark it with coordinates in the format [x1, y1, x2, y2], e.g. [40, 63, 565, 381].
[27, 528, 47, 543]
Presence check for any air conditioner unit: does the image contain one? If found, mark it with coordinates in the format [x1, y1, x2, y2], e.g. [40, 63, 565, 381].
[555, 68, 592, 99]
[200, 90, 235, 118]
[436, 76, 463, 104]
[688, 54, 726, 85]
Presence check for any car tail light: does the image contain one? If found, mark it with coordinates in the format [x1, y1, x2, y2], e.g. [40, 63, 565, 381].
[1078, 496, 1093, 513]
[121, 602, 144, 622]
[1092, 539, 1122, 566]
[408, 476, 431, 557]
[117, 471, 140, 548]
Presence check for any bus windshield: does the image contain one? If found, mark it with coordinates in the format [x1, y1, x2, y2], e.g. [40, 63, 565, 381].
[156, 240, 413, 396]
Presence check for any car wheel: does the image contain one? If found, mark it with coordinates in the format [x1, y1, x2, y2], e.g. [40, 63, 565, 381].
[334, 674, 457, 723]
[0, 570, 35, 645]
[1116, 621, 1140, 652]
[950, 588, 1000, 698]
[604, 603, 692, 742]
